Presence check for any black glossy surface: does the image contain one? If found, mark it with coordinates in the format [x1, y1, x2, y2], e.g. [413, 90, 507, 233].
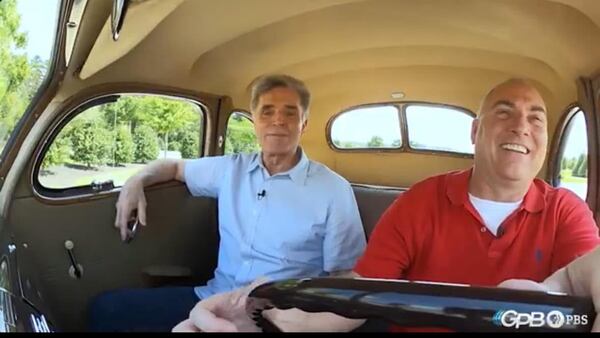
[248, 277, 595, 332]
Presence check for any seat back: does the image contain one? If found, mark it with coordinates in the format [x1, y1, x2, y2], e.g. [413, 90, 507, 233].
[352, 184, 405, 239]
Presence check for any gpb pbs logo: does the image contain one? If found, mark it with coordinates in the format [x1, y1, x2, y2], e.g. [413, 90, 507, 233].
[492, 310, 588, 329]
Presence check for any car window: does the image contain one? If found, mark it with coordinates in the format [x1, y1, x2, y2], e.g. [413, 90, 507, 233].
[224, 111, 260, 155]
[329, 103, 474, 154]
[330, 105, 401, 149]
[405, 104, 474, 155]
[38, 94, 204, 190]
[0, 0, 61, 157]
[557, 108, 588, 200]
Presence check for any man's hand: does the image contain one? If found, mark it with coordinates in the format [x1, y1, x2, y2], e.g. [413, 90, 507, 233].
[172, 279, 267, 332]
[499, 246, 600, 332]
[545, 247, 600, 332]
[496, 279, 551, 292]
[114, 176, 148, 241]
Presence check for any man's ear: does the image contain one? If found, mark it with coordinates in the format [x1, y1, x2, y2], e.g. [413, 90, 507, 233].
[301, 119, 308, 134]
[471, 118, 479, 144]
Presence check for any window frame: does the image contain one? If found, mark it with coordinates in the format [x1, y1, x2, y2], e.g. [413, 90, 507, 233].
[326, 101, 476, 158]
[550, 105, 588, 195]
[229, 109, 252, 121]
[31, 92, 208, 201]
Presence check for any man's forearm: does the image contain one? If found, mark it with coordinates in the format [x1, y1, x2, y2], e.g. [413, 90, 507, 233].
[134, 159, 184, 187]
[541, 267, 572, 295]
[543, 247, 600, 298]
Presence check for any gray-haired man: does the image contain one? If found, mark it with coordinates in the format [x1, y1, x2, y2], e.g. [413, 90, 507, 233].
[88, 74, 367, 332]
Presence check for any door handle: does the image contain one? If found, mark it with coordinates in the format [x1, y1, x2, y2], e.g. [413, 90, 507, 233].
[64, 240, 83, 279]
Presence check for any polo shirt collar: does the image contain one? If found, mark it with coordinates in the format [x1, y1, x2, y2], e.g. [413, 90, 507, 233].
[247, 148, 310, 185]
[446, 167, 545, 213]
[522, 180, 545, 213]
[286, 148, 310, 184]
[247, 153, 263, 173]
[446, 168, 472, 206]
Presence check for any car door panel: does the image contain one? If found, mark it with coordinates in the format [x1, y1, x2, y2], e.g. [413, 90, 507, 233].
[6, 183, 219, 331]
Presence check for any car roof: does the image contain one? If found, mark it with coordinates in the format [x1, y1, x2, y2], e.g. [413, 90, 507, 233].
[72, 0, 600, 115]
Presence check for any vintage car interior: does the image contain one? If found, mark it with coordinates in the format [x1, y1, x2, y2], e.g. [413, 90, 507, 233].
[0, 0, 599, 332]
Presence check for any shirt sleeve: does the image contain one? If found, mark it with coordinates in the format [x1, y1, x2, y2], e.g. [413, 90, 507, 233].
[353, 192, 417, 279]
[550, 190, 600, 272]
[183, 156, 231, 198]
[322, 182, 367, 273]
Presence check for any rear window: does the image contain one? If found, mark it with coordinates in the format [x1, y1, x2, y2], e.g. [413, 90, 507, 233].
[406, 104, 474, 155]
[329, 102, 474, 155]
[331, 106, 401, 149]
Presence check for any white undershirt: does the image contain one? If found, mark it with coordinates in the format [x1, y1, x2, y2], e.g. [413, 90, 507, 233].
[468, 194, 522, 236]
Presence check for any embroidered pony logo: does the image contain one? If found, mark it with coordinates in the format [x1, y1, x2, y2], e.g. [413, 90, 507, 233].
[534, 249, 543, 263]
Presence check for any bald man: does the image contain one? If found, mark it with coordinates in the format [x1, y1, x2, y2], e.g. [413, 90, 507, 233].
[174, 79, 600, 332]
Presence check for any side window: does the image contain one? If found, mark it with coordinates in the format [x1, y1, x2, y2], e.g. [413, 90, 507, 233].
[224, 111, 260, 155]
[0, 0, 61, 155]
[38, 94, 204, 190]
[330, 106, 401, 149]
[405, 104, 474, 155]
[556, 107, 588, 200]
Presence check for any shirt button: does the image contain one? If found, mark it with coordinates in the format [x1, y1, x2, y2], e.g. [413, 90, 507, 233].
[480, 227, 486, 233]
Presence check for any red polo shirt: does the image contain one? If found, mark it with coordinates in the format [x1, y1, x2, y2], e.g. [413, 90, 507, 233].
[354, 169, 600, 331]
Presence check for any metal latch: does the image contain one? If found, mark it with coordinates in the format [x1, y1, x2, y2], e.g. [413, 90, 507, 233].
[65, 240, 83, 279]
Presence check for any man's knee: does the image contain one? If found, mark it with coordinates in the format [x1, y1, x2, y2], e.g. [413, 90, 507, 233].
[87, 287, 198, 331]
[87, 289, 132, 331]
[90, 289, 128, 313]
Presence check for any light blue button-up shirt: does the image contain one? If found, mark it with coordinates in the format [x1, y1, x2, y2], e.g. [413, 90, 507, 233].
[184, 150, 366, 299]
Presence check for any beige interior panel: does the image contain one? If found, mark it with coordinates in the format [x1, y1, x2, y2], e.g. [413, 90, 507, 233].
[326, 152, 473, 188]
[74, 0, 600, 106]
[80, 0, 185, 79]
[189, 0, 600, 100]
[300, 67, 562, 185]
[549, 0, 600, 29]
[79, 0, 362, 81]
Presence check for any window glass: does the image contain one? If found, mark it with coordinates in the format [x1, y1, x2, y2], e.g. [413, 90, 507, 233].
[406, 104, 474, 154]
[224, 112, 260, 155]
[0, 0, 61, 155]
[331, 106, 401, 149]
[557, 109, 588, 199]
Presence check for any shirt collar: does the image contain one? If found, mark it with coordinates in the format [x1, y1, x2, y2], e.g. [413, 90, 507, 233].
[522, 180, 545, 213]
[247, 148, 310, 185]
[446, 167, 545, 213]
[446, 168, 472, 206]
[247, 153, 263, 173]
